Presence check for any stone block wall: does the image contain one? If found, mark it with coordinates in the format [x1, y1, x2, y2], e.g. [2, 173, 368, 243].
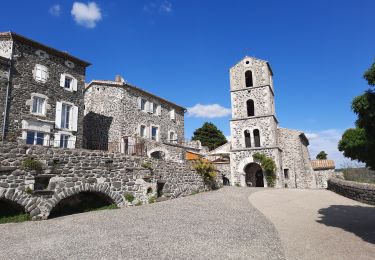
[0, 142, 219, 220]
[328, 177, 375, 205]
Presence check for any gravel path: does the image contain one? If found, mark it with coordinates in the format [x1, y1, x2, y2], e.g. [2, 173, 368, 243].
[249, 189, 375, 260]
[0, 187, 284, 260]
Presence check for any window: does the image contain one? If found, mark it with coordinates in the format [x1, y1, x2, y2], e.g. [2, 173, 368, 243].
[244, 130, 251, 148]
[245, 70, 253, 87]
[32, 96, 45, 115]
[247, 99, 254, 117]
[151, 126, 159, 141]
[140, 125, 146, 138]
[152, 103, 157, 114]
[169, 131, 176, 143]
[284, 169, 289, 179]
[141, 99, 147, 111]
[60, 134, 69, 148]
[26, 131, 44, 145]
[254, 129, 260, 147]
[170, 109, 175, 120]
[64, 76, 72, 89]
[61, 104, 72, 129]
[34, 64, 48, 83]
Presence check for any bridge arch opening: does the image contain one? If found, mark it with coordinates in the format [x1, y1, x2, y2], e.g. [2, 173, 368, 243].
[244, 163, 264, 187]
[0, 198, 28, 221]
[49, 191, 115, 219]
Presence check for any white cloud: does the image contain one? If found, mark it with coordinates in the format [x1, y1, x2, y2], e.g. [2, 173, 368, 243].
[71, 2, 102, 28]
[143, 1, 173, 14]
[49, 4, 61, 16]
[160, 0, 173, 13]
[187, 104, 231, 119]
[305, 129, 363, 168]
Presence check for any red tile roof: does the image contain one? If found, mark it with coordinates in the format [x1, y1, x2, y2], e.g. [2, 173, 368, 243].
[311, 160, 335, 170]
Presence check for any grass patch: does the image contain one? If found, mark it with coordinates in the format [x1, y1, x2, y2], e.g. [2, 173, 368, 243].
[88, 204, 119, 212]
[124, 193, 135, 203]
[135, 201, 143, 206]
[342, 168, 375, 184]
[148, 196, 156, 204]
[0, 214, 30, 224]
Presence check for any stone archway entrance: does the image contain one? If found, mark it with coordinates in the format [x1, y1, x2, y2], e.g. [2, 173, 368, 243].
[244, 163, 264, 187]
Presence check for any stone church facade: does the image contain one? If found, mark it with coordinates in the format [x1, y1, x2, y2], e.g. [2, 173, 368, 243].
[229, 57, 315, 188]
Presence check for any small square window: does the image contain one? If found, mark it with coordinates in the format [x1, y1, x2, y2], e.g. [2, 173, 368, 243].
[64, 77, 72, 89]
[32, 96, 45, 115]
[34, 65, 47, 83]
[284, 169, 289, 179]
[26, 131, 45, 145]
[60, 134, 69, 148]
[141, 99, 147, 111]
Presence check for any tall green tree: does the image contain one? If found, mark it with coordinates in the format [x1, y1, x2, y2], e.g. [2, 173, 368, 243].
[338, 60, 375, 169]
[192, 122, 227, 151]
[316, 151, 328, 160]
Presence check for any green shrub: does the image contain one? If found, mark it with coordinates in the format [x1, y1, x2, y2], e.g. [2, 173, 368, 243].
[25, 187, 33, 194]
[148, 196, 156, 204]
[123, 192, 135, 203]
[193, 159, 218, 189]
[147, 187, 153, 194]
[90, 204, 119, 211]
[22, 158, 43, 172]
[235, 183, 241, 187]
[141, 162, 153, 170]
[135, 201, 143, 206]
[253, 153, 276, 187]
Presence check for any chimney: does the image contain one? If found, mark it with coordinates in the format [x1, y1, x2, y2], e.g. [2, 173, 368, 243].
[115, 75, 122, 83]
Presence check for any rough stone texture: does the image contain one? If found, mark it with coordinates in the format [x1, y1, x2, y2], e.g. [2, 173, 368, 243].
[277, 128, 315, 188]
[314, 169, 336, 189]
[328, 177, 375, 205]
[229, 57, 317, 188]
[83, 81, 187, 161]
[0, 33, 88, 147]
[0, 142, 220, 220]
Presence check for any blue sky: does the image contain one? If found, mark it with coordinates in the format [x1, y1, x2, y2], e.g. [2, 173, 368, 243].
[1, 0, 374, 165]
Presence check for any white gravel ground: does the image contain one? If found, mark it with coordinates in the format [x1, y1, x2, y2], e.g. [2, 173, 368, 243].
[0, 187, 284, 260]
[249, 189, 375, 260]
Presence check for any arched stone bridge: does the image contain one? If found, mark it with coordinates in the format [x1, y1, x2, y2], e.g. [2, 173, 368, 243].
[0, 143, 216, 220]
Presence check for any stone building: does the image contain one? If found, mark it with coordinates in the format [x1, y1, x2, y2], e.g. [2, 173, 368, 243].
[229, 56, 315, 188]
[84, 76, 200, 161]
[0, 32, 90, 148]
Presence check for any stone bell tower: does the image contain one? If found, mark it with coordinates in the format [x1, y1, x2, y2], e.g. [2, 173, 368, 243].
[229, 56, 282, 187]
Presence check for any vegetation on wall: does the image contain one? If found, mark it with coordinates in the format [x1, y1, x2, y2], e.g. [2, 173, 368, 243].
[339, 59, 375, 169]
[253, 153, 276, 187]
[22, 158, 43, 172]
[192, 158, 218, 188]
[192, 122, 227, 151]
[316, 151, 328, 160]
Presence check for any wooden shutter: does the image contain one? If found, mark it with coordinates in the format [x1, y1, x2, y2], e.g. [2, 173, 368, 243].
[170, 109, 175, 120]
[71, 106, 79, 131]
[72, 78, 78, 91]
[137, 97, 142, 110]
[55, 102, 62, 128]
[149, 102, 154, 113]
[68, 135, 77, 149]
[60, 74, 65, 87]
[54, 133, 60, 148]
[157, 105, 161, 116]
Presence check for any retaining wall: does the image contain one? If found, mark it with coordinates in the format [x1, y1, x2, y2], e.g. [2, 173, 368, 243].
[327, 177, 375, 205]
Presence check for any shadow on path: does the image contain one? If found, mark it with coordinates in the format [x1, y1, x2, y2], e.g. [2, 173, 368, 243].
[317, 205, 375, 244]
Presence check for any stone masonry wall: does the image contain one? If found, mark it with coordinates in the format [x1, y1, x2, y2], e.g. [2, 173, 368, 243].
[0, 142, 218, 220]
[1, 39, 86, 147]
[277, 128, 315, 188]
[328, 177, 375, 205]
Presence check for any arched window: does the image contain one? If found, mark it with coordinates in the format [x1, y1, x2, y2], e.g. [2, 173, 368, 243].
[245, 70, 253, 87]
[253, 129, 260, 147]
[244, 130, 251, 148]
[247, 99, 254, 117]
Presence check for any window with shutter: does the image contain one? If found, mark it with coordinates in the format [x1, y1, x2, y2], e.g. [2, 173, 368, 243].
[170, 109, 175, 120]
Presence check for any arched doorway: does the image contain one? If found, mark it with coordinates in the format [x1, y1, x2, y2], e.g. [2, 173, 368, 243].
[150, 150, 165, 160]
[244, 163, 264, 187]
[0, 198, 26, 218]
[49, 191, 115, 218]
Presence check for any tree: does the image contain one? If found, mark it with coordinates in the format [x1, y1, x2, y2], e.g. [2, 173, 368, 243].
[192, 122, 227, 151]
[338, 59, 375, 169]
[316, 151, 328, 160]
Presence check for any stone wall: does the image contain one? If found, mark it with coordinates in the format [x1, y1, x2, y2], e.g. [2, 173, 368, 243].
[0, 142, 219, 220]
[314, 169, 335, 189]
[277, 128, 315, 188]
[0, 58, 9, 138]
[328, 177, 375, 205]
[0, 37, 87, 147]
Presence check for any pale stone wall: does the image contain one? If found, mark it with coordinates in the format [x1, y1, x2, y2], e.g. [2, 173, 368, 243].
[277, 128, 315, 188]
[315, 169, 335, 189]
